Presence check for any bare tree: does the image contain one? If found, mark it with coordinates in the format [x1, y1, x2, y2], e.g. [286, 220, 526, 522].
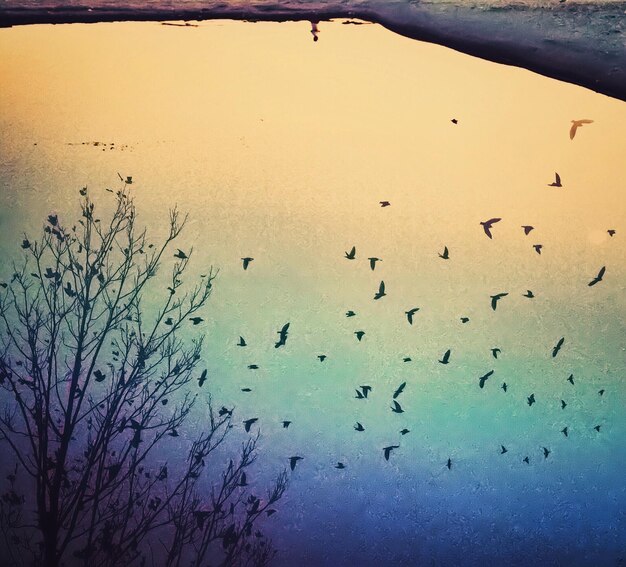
[0, 182, 287, 567]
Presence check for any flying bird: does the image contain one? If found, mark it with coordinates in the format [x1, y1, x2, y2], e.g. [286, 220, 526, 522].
[198, 369, 208, 388]
[548, 172, 562, 187]
[501, 382, 508, 392]
[588, 266, 606, 287]
[480, 217, 502, 239]
[446, 458, 452, 470]
[248, 364, 259, 370]
[567, 374, 574, 385]
[189, 317, 204, 325]
[354, 422, 365, 431]
[400, 428, 410, 435]
[393, 382, 406, 399]
[368, 257, 381, 270]
[241, 387, 252, 392]
[289, 456, 303, 471]
[569, 119, 593, 139]
[405, 308, 419, 325]
[607, 229, 615, 237]
[345, 246, 356, 260]
[598, 389, 605, 396]
[241, 257, 254, 270]
[523, 290, 535, 298]
[527, 393, 536, 406]
[523, 456, 529, 464]
[174, 249, 188, 260]
[360, 385, 372, 398]
[561, 400, 567, 409]
[593, 425, 601, 432]
[543, 447, 551, 459]
[354, 331, 365, 342]
[345, 310, 356, 317]
[379, 201, 391, 207]
[439, 246, 449, 260]
[282, 421, 291, 429]
[552, 337, 565, 358]
[243, 418, 258, 432]
[274, 323, 290, 348]
[94, 369, 106, 382]
[317, 355, 327, 362]
[500, 445, 508, 454]
[383, 445, 399, 461]
[491, 348, 501, 359]
[219, 406, 233, 417]
[521, 225, 534, 235]
[391, 400, 404, 413]
[561, 427, 568, 437]
[460, 317, 470, 324]
[533, 244, 543, 255]
[335, 462, 346, 469]
[479, 370, 494, 389]
[403, 357, 412, 362]
[237, 336, 247, 347]
[21, 238, 31, 249]
[374, 281, 386, 300]
[451, 118, 458, 124]
[490, 292, 508, 311]
[439, 349, 451, 365]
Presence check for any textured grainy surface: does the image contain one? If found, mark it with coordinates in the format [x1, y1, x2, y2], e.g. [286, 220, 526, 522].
[0, 19, 625, 566]
[0, 0, 625, 100]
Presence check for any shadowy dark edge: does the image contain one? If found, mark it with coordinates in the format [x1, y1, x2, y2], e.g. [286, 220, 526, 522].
[0, 6, 624, 102]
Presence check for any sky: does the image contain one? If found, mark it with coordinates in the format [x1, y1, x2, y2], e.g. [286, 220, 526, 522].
[0, 19, 625, 566]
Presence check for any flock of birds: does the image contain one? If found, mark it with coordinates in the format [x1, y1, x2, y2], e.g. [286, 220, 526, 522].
[173, 118, 616, 473]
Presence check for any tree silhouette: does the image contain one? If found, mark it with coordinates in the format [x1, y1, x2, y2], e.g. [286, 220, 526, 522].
[0, 182, 288, 567]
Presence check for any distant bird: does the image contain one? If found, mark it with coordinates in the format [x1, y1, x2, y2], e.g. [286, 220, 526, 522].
[460, 317, 470, 324]
[490, 292, 508, 311]
[523, 456, 529, 464]
[21, 238, 31, 249]
[355, 389, 365, 399]
[354, 331, 365, 342]
[345, 310, 356, 317]
[317, 355, 327, 362]
[64, 282, 76, 298]
[374, 281, 386, 300]
[405, 308, 419, 325]
[593, 425, 601, 432]
[527, 394, 536, 406]
[607, 229, 615, 237]
[345, 246, 356, 260]
[94, 369, 106, 382]
[439, 349, 451, 365]
[168, 429, 179, 437]
[588, 266, 606, 287]
[47, 214, 58, 226]
[523, 290, 535, 298]
[391, 400, 404, 414]
[354, 422, 365, 432]
[533, 244, 543, 255]
[368, 257, 381, 270]
[561, 400, 567, 409]
[360, 385, 372, 398]
[275, 323, 290, 348]
[598, 389, 605, 396]
[189, 317, 204, 325]
[241, 257, 254, 270]
[198, 369, 208, 388]
[569, 119, 593, 139]
[400, 428, 410, 435]
[491, 348, 501, 359]
[241, 387, 252, 392]
[243, 418, 258, 432]
[567, 374, 574, 385]
[282, 421, 291, 429]
[402, 357, 412, 362]
[289, 456, 303, 471]
[383, 445, 399, 461]
[125, 176, 133, 184]
[393, 382, 406, 399]
[501, 382, 508, 392]
[548, 172, 562, 187]
[479, 370, 494, 389]
[500, 445, 508, 454]
[521, 225, 534, 235]
[446, 458, 452, 470]
[219, 406, 233, 417]
[248, 364, 259, 370]
[335, 462, 346, 469]
[451, 118, 458, 124]
[237, 336, 247, 347]
[379, 201, 391, 207]
[552, 337, 565, 358]
[174, 249, 188, 260]
[561, 427, 568, 437]
[543, 447, 551, 459]
[480, 218, 501, 239]
[439, 246, 449, 260]
[239, 472, 247, 486]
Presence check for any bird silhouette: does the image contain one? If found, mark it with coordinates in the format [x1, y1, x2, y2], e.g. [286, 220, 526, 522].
[588, 266, 606, 286]
[248, 364, 259, 370]
[318, 355, 327, 362]
[561, 427, 568, 437]
[219, 406, 233, 417]
[379, 201, 391, 207]
[239, 472, 248, 486]
[345, 310, 356, 317]
[94, 369, 106, 382]
[439, 349, 451, 365]
[275, 323, 290, 348]
[501, 382, 508, 392]
[607, 229, 615, 237]
[523, 290, 535, 298]
[598, 389, 605, 396]
[189, 317, 204, 325]
[567, 374, 575, 385]
[360, 385, 372, 398]
[355, 389, 365, 399]
[391, 400, 404, 413]
[527, 393, 536, 406]
[393, 382, 406, 399]
[241, 257, 254, 270]
[354, 422, 365, 431]
[451, 118, 458, 124]
[243, 418, 258, 432]
[561, 400, 567, 409]
[47, 214, 58, 226]
[533, 244, 543, 255]
[523, 456, 529, 464]
[345, 246, 356, 260]
[374, 281, 386, 300]
[335, 462, 346, 469]
[237, 336, 247, 347]
[460, 317, 470, 324]
[368, 257, 381, 270]
[446, 458, 452, 470]
[354, 331, 365, 342]
[593, 425, 601, 432]
[241, 387, 252, 392]
[403, 357, 412, 362]
[164, 317, 173, 325]
[198, 369, 208, 388]
[21, 238, 31, 249]
[480, 218, 501, 239]
[569, 119, 593, 139]
[490, 293, 508, 311]
[168, 429, 179, 437]
[383, 445, 399, 460]
[439, 246, 449, 260]
[522, 225, 534, 235]
[548, 172, 562, 187]
[500, 445, 508, 454]
[400, 428, 410, 435]
[491, 348, 501, 359]
[282, 421, 291, 429]
[479, 370, 494, 389]
[174, 249, 188, 260]
[543, 447, 551, 459]
[552, 337, 565, 358]
[289, 456, 303, 471]
[405, 308, 419, 325]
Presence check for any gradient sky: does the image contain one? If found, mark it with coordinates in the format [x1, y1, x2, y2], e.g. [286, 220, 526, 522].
[0, 20, 625, 566]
